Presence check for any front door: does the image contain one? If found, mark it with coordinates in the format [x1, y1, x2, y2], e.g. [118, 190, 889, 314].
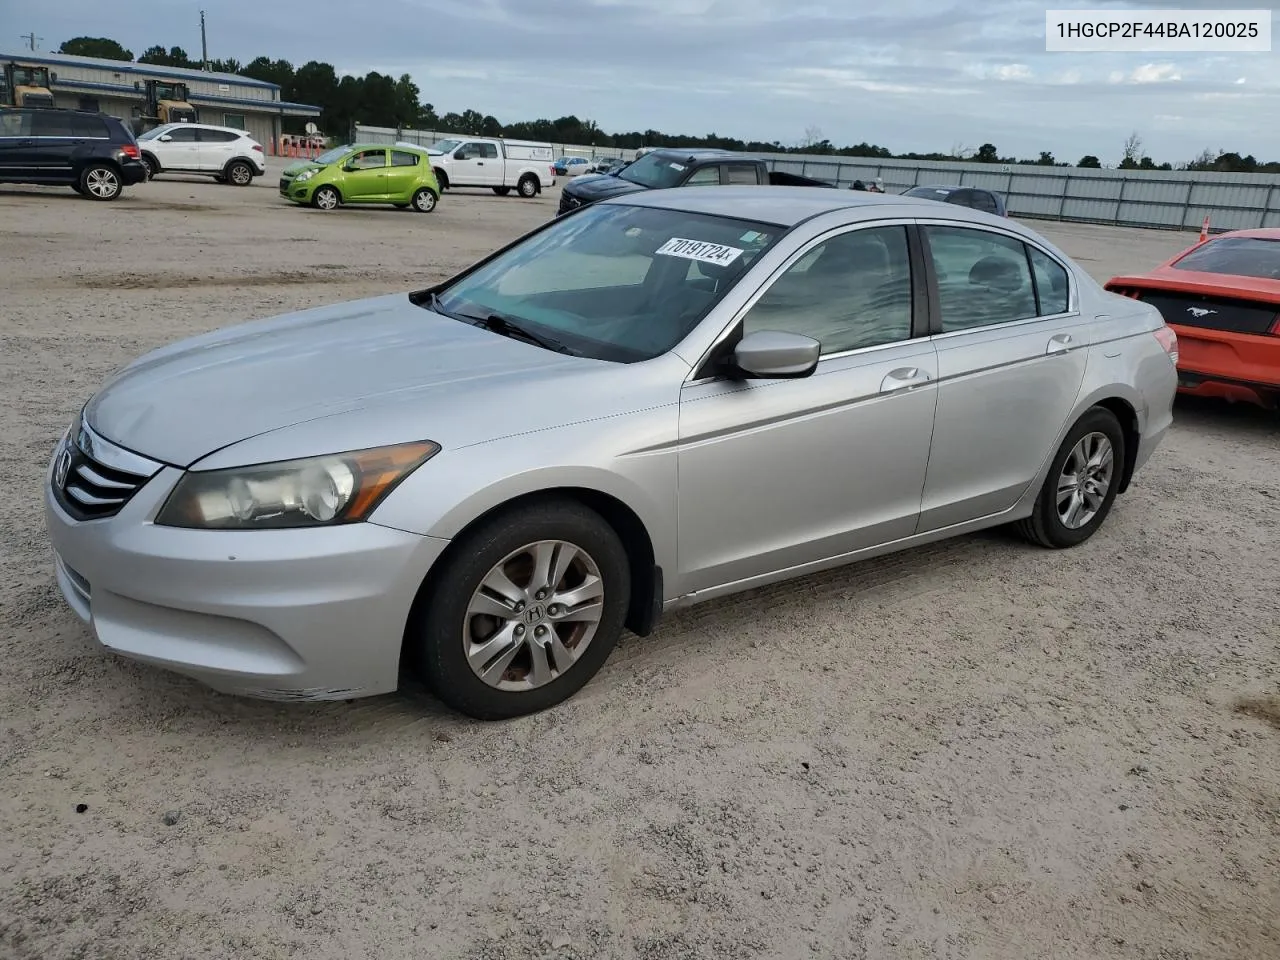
[914, 221, 1091, 531]
[341, 147, 390, 201]
[677, 223, 939, 595]
[451, 141, 499, 187]
[157, 124, 201, 170]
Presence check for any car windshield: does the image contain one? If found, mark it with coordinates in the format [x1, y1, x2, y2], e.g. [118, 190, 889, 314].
[617, 153, 695, 189]
[1172, 236, 1280, 280]
[428, 203, 782, 362]
[432, 138, 462, 154]
[314, 144, 351, 165]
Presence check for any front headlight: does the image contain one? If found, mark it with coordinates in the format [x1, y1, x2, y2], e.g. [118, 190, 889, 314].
[294, 168, 317, 182]
[155, 441, 438, 530]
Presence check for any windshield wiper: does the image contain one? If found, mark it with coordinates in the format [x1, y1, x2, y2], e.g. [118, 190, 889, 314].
[466, 311, 577, 355]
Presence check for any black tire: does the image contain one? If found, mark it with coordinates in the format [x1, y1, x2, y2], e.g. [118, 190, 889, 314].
[140, 153, 159, 179]
[70, 182, 84, 195]
[492, 186, 511, 196]
[517, 174, 538, 198]
[411, 187, 437, 212]
[1016, 406, 1126, 549]
[433, 168, 449, 189]
[79, 163, 122, 201]
[226, 160, 254, 186]
[411, 498, 631, 720]
[311, 185, 340, 210]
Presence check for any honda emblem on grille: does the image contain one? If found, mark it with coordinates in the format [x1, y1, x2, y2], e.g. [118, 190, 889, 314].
[1186, 306, 1216, 318]
[53, 445, 72, 488]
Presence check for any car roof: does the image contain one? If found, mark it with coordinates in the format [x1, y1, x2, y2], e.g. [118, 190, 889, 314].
[605, 185, 1023, 230]
[159, 121, 250, 134]
[646, 148, 745, 161]
[908, 184, 970, 192]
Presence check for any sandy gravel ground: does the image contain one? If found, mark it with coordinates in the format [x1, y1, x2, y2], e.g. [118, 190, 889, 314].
[1, 163, 1278, 960]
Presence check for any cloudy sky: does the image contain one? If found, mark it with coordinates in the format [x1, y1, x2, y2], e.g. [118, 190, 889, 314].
[17, 0, 1280, 164]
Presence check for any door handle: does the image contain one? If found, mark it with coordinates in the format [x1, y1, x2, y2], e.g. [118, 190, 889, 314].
[1046, 333, 1073, 354]
[880, 367, 932, 393]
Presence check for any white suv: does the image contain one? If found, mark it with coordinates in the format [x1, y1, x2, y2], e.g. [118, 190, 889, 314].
[135, 123, 267, 186]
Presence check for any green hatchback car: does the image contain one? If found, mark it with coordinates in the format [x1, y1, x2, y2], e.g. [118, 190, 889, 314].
[279, 143, 440, 212]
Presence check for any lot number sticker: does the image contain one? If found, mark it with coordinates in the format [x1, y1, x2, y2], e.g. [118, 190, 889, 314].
[655, 237, 745, 267]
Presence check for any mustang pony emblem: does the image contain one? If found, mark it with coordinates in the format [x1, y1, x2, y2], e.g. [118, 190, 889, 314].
[1186, 306, 1216, 318]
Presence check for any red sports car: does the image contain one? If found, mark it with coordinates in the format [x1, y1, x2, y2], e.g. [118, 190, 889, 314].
[1106, 228, 1280, 409]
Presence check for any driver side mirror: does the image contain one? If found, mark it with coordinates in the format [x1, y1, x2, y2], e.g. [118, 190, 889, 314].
[157, 134, 172, 142]
[729, 330, 820, 379]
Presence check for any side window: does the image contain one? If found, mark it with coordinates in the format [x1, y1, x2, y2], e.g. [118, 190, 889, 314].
[78, 97, 100, 113]
[685, 166, 722, 186]
[725, 163, 759, 185]
[0, 110, 33, 137]
[391, 150, 419, 167]
[69, 114, 109, 138]
[201, 130, 239, 143]
[350, 149, 386, 169]
[166, 126, 199, 142]
[970, 190, 998, 214]
[222, 113, 246, 130]
[741, 226, 914, 355]
[480, 143, 499, 159]
[925, 226, 1038, 332]
[31, 112, 75, 137]
[1028, 246, 1070, 315]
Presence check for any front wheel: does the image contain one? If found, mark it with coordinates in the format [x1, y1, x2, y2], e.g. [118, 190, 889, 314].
[1016, 406, 1126, 548]
[411, 187, 437, 212]
[80, 164, 122, 200]
[140, 154, 158, 180]
[517, 175, 538, 198]
[226, 160, 254, 186]
[311, 185, 340, 210]
[411, 499, 631, 720]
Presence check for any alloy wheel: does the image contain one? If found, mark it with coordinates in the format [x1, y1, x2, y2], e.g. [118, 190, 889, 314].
[86, 169, 120, 199]
[1056, 431, 1114, 529]
[463, 540, 605, 691]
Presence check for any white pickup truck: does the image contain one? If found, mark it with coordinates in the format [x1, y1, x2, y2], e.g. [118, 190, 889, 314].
[426, 136, 557, 198]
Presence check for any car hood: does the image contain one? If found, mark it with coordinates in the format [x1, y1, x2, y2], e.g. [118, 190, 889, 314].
[84, 294, 606, 468]
[562, 174, 648, 201]
[281, 160, 323, 178]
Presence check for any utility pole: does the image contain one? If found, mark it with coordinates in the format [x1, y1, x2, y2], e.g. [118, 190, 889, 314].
[199, 11, 209, 71]
[20, 32, 42, 52]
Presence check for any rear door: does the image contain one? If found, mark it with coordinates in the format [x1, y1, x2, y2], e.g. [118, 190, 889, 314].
[385, 149, 424, 199]
[29, 110, 79, 182]
[0, 109, 36, 179]
[197, 128, 239, 171]
[914, 221, 1090, 531]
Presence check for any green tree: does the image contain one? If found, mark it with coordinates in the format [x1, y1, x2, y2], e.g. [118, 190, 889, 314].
[1036, 151, 1055, 165]
[58, 37, 133, 60]
[1077, 155, 1101, 168]
[975, 143, 999, 163]
[138, 45, 196, 68]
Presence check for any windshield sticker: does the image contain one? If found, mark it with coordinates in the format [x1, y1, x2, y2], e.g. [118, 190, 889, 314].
[739, 230, 766, 243]
[656, 238, 746, 267]
[669, 162, 686, 171]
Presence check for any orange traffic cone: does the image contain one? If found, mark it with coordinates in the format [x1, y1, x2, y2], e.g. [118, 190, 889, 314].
[1199, 215, 1210, 243]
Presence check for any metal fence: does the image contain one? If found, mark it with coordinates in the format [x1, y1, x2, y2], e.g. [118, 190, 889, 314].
[355, 123, 1280, 234]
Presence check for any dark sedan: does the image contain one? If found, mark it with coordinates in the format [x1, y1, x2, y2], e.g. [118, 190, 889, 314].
[902, 184, 1007, 217]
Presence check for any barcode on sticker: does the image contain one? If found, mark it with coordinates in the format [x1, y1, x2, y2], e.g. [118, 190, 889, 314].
[655, 237, 745, 267]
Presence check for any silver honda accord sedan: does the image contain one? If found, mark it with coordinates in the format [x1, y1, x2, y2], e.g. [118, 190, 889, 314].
[44, 186, 1178, 720]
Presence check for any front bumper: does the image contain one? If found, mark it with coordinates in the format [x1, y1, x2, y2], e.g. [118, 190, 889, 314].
[43, 443, 449, 701]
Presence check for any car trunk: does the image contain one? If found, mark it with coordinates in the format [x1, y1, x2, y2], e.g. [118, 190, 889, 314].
[1107, 283, 1280, 336]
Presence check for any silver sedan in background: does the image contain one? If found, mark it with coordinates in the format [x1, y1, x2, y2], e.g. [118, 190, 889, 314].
[43, 187, 1178, 720]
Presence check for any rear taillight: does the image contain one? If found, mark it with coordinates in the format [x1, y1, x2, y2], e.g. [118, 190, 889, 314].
[253, 144, 264, 152]
[1154, 325, 1179, 365]
[120, 144, 140, 159]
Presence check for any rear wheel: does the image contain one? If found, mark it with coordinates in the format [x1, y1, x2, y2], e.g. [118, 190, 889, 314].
[80, 164, 122, 201]
[1016, 406, 1126, 548]
[517, 174, 538, 198]
[411, 187, 437, 212]
[311, 185, 340, 210]
[411, 499, 630, 720]
[226, 160, 254, 186]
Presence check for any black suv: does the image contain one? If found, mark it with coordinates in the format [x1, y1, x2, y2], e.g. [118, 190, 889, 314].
[0, 107, 148, 200]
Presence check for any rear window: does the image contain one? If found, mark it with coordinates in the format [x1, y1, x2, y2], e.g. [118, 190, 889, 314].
[1172, 236, 1280, 280]
[905, 186, 957, 200]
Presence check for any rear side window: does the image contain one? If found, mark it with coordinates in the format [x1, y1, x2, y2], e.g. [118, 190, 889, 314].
[391, 150, 420, 167]
[1028, 247, 1070, 314]
[724, 163, 759, 185]
[924, 225, 1038, 331]
[969, 190, 998, 214]
[69, 114, 109, 138]
[32, 112, 76, 137]
[200, 129, 239, 143]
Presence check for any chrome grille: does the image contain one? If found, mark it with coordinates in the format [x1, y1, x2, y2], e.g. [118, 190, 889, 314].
[52, 420, 163, 522]
[558, 192, 583, 215]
